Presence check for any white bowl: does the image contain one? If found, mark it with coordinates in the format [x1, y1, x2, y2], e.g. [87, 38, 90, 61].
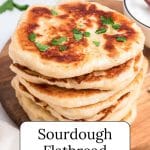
[123, 0, 150, 48]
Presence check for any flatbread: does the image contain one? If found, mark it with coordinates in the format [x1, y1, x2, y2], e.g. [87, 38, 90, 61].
[15, 85, 137, 122]
[12, 65, 142, 120]
[15, 89, 137, 123]
[15, 77, 121, 108]
[122, 104, 137, 124]
[86, 58, 148, 121]
[9, 1, 144, 79]
[10, 53, 143, 90]
[15, 92, 57, 121]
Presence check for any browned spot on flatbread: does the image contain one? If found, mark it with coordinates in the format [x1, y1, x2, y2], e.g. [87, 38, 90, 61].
[30, 7, 51, 19]
[13, 52, 139, 83]
[99, 92, 130, 120]
[134, 53, 141, 72]
[103, 22, 138, 57]
[48, 92, 130, 121]
[18, 82, 131, 121]
[74, 58, 133, 83]
[19, 83, 48, 108]
[41, 49, 84, 63]
[28, 81, 103, 98]
[16, 71, 111, 100]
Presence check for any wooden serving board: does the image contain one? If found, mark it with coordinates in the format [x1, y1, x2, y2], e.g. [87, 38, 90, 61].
[0, 41, 150, 150]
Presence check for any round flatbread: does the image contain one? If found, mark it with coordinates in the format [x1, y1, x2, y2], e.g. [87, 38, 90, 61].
[122, 104, 137, 124]
[15, 89, 137, 123]
[9, 1, 144, 78]
[16, 92, 57, 121]
[10, 53, 143, 90]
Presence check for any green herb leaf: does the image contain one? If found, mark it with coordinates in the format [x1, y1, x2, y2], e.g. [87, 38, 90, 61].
[0, 0, 28, 14]
[84, 31, 90, 37]
[112, 24, 121, 30]
[59, 45, 67, 51]
[0, 0, 13, 14]
[51, 37, 67, 46]
[100, 16, 114, 25]
[72, 28, 82, 34]
[93, 41, 100, 47]
[116, 36, 127, 42]
[28, 33, 36, 42]
[74, 33, 83, 41]
[73, 29, 91, 39]
[72, 28, 83, 41]
[95, 27, 107, 34]
[13, 2, 29, 11]
[35, 42, 49, 52]
[51, 9, 58, 16]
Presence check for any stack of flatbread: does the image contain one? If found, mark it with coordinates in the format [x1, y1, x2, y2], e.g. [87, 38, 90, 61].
[9, 1, 148, 124]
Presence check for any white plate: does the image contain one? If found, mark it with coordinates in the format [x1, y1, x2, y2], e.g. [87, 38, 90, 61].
[123, 0, 150, 48]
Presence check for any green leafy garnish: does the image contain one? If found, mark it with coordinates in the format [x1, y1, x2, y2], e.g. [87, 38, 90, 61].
[112, 24, 121, 30]
[59, 45, 67, 51]
[13, 2, 28, 11]
[95, 27, 107, 34]
[51, 37, 67, 46]
[28, 33, 49, 52]
[72, 28, 91, 41]
[35, 42, 49, 52]
[0, 0, 28, 14]
[72, 28, 82, 34]
[116, 36, 127, 42]
[28, 33, 36, 42]
[72, 28, 83, 41]
[0, 0, 13, 14]
[51, 9, 58, 16]
[84, 32, 90, 37]
[74, 33, 83, 41]
[93, 41, 100, 47]
[100, 16, 114, 25]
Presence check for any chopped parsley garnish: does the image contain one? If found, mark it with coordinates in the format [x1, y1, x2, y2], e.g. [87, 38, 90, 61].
[28, 33, 49, 52]
[51, 9, 58, 16]
[72, 28, 83, 41]
[84, 31, 90, 37]
[95, 27, 107, 34]
[100, 16, 114, 25]
[72, 28, 91, 40]
[93, 41, 100, 47]
[28, 33, 36, 42]
[112, 24, 121, 30]
[72, 28, 82, 34]
[0, 0, 28, 14]
[116, 36, 127, 42]
[35, 42, 49, 52]
[100, 16, 121, 30]
[74, 33, 83, 41]
[59, 45, 67, 51]
[51, 37, 67, 46]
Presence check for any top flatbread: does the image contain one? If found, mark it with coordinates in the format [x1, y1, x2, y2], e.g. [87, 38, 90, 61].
[9, 1, 144, 78]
